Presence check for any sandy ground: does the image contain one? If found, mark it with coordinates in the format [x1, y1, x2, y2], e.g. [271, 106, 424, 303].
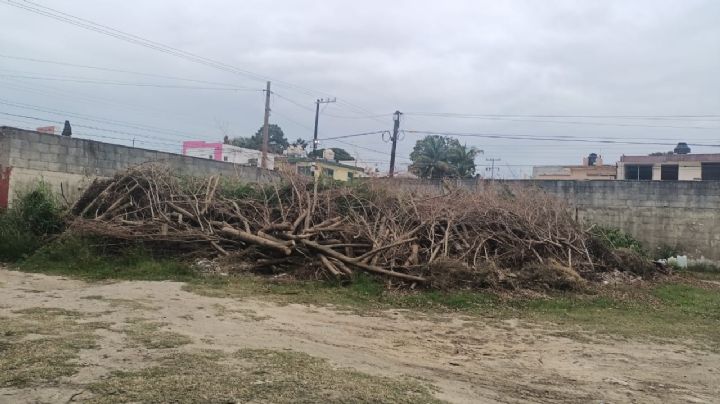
[1, 268, 718, 404]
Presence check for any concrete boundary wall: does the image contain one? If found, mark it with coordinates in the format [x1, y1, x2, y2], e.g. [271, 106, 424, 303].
[372, 178, 720, 261]
[0, 126, 278, 208]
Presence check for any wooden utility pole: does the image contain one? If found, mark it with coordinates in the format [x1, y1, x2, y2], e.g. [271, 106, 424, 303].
[486, 158, 501, 180]
[312, 97, 336, 157]
[261, 81, 271, 169]
[389, 110, 402, 177]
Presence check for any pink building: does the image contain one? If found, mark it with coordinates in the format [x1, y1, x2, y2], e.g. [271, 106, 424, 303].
[182, 141, 276, 169]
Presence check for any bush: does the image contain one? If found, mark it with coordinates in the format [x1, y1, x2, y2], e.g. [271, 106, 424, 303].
[653, 244, 683, 260]
[591, 226, 645, 255]
[0, 184, 64, 261]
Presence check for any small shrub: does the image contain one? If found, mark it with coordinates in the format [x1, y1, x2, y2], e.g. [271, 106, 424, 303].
[0, 184, 64, 261]
[591, 226, 645, 255]
[15, 186, 64, 236]
[654, 244, 683, 260]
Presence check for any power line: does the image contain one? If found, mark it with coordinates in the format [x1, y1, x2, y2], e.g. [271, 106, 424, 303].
[0, 72, 259, 91]
[273, 92, 389, 124]
[324, 138, 412, 162]
[403, 113, 719, 130]
[318, 130, 388, 141]
[272, 92, 316, 112]
[271, 109, 315, 133]
[0, 110, 193, 147]
[404, 112, 720, 121]
[404, 129, 720, 148]
[0, 99, 208, 142]
[0, 111, 180, 149]
[1, 0, 341, 100]
[0, 53, 257, 88]
[0, 77, 222, 129]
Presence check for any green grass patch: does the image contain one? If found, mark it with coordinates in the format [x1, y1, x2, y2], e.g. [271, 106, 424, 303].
[87, 349, 440, 404]
[17, 236, 196, 282]
[186, 274, 500, 314]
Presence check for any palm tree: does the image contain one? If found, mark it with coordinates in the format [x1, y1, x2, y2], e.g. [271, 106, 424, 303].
[292, 138, 308, 150]
[449, 144, 482, 178]
[409, 135, 455, 179]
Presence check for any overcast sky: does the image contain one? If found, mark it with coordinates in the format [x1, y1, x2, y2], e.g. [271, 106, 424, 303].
[2, 0, 719, 177]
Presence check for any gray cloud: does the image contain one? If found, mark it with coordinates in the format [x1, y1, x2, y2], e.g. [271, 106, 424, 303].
[1, 0, 718, 176]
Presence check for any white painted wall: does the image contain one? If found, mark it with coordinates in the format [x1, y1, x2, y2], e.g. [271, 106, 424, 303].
[183, 144, 276, 170]
[184, 147, 216, 160]
[679, 163, 702, 181]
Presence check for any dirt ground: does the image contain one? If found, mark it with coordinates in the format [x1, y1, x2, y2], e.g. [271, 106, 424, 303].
[1, 268, 718, 404]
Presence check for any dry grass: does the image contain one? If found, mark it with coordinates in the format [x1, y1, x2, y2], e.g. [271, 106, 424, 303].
[122, 320, 193, 349]
[86, 348, 441, 404]
[212, 303, 270, 321]
[80, 294, 154, 310]
[0, 308, 110, 388]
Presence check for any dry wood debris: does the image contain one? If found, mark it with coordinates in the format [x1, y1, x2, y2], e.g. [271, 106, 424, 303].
[68, 164, 662, 290]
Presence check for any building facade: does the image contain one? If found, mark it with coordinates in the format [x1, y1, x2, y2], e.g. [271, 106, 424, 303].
[532, 165, 617, 180]
[279, 157, 366, 182]
[532, 154, 617, 180]
[182, 141, 277, 170]
[618, 154, 720, 181]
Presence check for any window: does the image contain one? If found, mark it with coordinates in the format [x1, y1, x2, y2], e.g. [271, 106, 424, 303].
[347, 172, 354, 181]
[298, 166, 313, 176]
[248, 158, 258, 166]
[322, 168, 334, 177]
[624, 164, 653, 180]
[660, 164, 678, 180]
[701, 163, 720, 180]
[208, 155, 213, 159]
[223, 156, 228, 162]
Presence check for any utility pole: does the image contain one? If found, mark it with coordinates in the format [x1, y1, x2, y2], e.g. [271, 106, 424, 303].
[261, 81, 271, 169]
[311, 97, 336, 157]
[389, 110, 402, 177]
[486, 158, 501, 180]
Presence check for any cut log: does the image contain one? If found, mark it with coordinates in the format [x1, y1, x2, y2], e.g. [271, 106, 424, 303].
[217, 225, 292, 256]
[300, 239, 427, 283]
[318, 254, 342, 276]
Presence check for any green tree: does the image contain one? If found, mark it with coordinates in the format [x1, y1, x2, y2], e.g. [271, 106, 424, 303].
[409, 135, 480, 179]
[230, 124, 289, 154]
[308, 148, 355, 161]
[291, 138, 308, 149]
[449, 143, 481, 178]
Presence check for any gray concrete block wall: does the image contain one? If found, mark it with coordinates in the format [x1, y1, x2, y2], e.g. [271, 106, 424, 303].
[0, 126, 278, 206]
[1, 126, 278, 183]
[0, 132, 10, 167]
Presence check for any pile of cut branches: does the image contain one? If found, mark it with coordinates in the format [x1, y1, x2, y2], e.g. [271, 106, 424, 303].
[68, 164, 661, 290]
